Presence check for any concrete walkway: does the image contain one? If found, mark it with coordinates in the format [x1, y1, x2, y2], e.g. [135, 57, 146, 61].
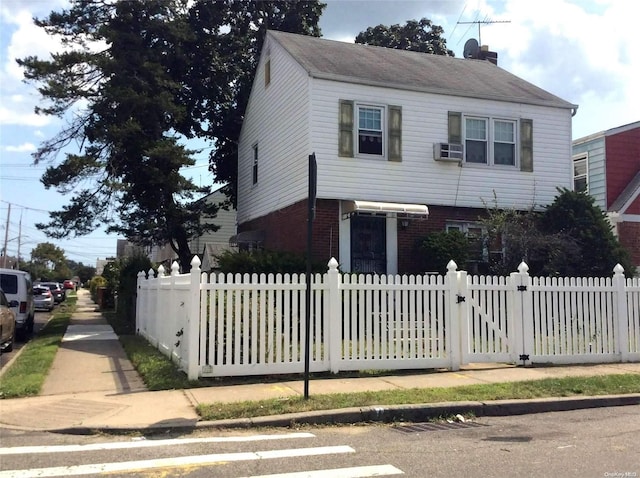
[1, 288, 639, 433]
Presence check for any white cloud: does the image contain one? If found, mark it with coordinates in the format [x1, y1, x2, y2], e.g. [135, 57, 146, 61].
[0, 105, 51, 127]
[5, 142, 36, 153]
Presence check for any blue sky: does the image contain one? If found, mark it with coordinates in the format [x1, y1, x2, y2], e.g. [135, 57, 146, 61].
[1, 0, 638, 265]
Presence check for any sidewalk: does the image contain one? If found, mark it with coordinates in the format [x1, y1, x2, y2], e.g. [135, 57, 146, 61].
[1, 288, 639, 433]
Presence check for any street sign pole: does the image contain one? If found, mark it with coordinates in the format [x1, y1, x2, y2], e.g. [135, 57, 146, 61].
[304, 153, 316, 399]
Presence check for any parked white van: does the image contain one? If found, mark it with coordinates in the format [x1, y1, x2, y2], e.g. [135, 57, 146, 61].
[0, 268, 35, 340]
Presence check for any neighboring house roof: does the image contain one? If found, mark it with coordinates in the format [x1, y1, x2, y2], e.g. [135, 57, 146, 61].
[573, 120, 640, 145]
[609, 170, 640, 213]
[268, 30, 577, 110]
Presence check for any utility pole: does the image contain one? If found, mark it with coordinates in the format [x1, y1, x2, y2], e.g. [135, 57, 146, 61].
[2, 203, 10, 268]
[16, 210, 23, 269]
[457, 19, 511, 45]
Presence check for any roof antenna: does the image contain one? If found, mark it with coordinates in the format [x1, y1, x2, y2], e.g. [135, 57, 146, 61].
[457, 18, 511, 46]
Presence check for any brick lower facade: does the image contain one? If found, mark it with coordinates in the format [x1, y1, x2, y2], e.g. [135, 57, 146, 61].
[618, 220, 640, 269]
[239, 199, 489, 274]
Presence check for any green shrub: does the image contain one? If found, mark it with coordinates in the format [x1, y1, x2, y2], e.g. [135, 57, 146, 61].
[89, 275, 107, 302]
[216, 250, 325, 274]
[117, 255, 154, 331]
[417, 230, 470, 274]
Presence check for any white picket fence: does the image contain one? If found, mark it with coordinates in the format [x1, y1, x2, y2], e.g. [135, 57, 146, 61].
[136, 258, 640, 380]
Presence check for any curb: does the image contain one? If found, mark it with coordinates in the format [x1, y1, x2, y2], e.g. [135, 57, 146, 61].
[43, 393, 640, 435]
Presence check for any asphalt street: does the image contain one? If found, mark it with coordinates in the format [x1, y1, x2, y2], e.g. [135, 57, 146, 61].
[1, 405, 638, 477]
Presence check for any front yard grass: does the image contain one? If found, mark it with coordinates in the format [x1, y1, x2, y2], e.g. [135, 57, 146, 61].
[106, 322, 640, 422]
[196, 373, 640, 420]
[0, 295, 76, 398]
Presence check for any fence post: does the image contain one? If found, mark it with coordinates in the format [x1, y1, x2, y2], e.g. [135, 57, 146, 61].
[327, 258, 342, 374]
[185, 256, 202, 381]
[612, 264, 630, 361]
[153, 265, 164, 348]
[136, 270, 146, 336]
[511, 262, 533, 365]
[446, 260, 463, 371]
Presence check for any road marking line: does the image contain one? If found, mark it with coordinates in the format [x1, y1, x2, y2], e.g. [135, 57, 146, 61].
[0, 432, 316, 455]
[0, 446, 354, 478]
[240, 464, 404, 477]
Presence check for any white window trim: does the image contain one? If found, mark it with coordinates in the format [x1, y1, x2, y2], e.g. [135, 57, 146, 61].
[355, 103, 386, 160]
[572, 153, 589, 193]
[463, 116, 519, 167]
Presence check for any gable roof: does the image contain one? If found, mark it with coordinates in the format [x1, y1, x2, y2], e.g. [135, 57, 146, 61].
[609, 170, 640, 214]
[267, 30, 577, 110]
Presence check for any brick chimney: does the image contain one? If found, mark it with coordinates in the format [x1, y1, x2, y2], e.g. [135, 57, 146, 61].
[478, 45, 498, 65]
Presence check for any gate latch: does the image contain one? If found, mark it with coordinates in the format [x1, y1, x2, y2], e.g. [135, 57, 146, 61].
[456, 295, 465, 304]
[519, 354, 530, 361]
[517, 285, 527, 292]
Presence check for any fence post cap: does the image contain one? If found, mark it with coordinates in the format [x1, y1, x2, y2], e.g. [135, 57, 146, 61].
[191, 255, 202, 269]
[171, 261, 180, 276]
[156, 265, 164, 277]
[328, 257, 339, 270]
[517, 261, 529, 274]
[613, 263, 625, 275]
[446, 260, 457, 272]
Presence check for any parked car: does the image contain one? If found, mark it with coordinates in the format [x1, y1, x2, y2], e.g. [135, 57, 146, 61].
[33, 285, 54, 311]
[0, 288, 16, 353]
[0, 268, 34, 340]
[37, 282, 65, 303]
[63, 279, 76, 291]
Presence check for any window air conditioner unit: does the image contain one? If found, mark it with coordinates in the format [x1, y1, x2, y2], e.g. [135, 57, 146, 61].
[434, 143, 463, 162]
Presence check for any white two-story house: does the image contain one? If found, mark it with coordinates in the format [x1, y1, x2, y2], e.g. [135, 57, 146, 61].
[237, 31, 577, 275]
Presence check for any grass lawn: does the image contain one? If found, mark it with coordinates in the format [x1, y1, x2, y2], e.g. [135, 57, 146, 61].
[108, 325, 640, 422]
[0, 295, 76, 398]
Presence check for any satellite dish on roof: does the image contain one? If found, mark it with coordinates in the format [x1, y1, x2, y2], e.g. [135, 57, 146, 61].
[463, 38, 479, 59]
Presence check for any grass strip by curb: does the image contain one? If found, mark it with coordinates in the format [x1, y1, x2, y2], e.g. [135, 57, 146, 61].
[108, 318, 640, 421]
[197, 373, 640, 420]
[0, 296, 76, 398]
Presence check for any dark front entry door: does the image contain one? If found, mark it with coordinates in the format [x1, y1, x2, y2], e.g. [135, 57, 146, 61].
[351, 215, 386, 274]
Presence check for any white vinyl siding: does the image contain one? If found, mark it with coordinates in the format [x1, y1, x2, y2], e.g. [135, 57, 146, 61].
[310, 78, 572, 211]
[237, 38, 311, 223]
[189, 190, 237, 254]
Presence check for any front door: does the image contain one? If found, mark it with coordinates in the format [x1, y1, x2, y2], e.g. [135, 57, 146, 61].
[351, 215, 386, 274]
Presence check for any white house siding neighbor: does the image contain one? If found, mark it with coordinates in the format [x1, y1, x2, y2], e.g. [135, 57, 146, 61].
[310, 78, 573, 211]
[237, 37, 312, 225]
[573, 136, 606, 209]
[189, 190, 236, 254]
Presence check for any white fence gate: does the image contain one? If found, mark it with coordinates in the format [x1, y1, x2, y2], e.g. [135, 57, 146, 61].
[136, 258, 640, 380]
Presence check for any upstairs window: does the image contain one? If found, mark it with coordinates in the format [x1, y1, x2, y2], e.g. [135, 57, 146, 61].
[450, 112, 531, 170]
[357, 106, 383, 156]
[264, 59, 271, 87]
[573, 155, 588, 192]
[252, 143, 258, 185]
[465, 118, 488, 164]
[339, 100, 402, 161]
[494, 120, 516, 165]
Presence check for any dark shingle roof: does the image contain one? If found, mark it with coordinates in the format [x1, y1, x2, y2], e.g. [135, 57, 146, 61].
[268, 30, 577, 110]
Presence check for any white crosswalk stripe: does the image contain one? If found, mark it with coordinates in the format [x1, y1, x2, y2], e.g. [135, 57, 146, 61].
[0, 432, 404, 478]
[239, 464, 404, 477]
[0, 432, 316, 455]
[0, 446, 355, 478]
